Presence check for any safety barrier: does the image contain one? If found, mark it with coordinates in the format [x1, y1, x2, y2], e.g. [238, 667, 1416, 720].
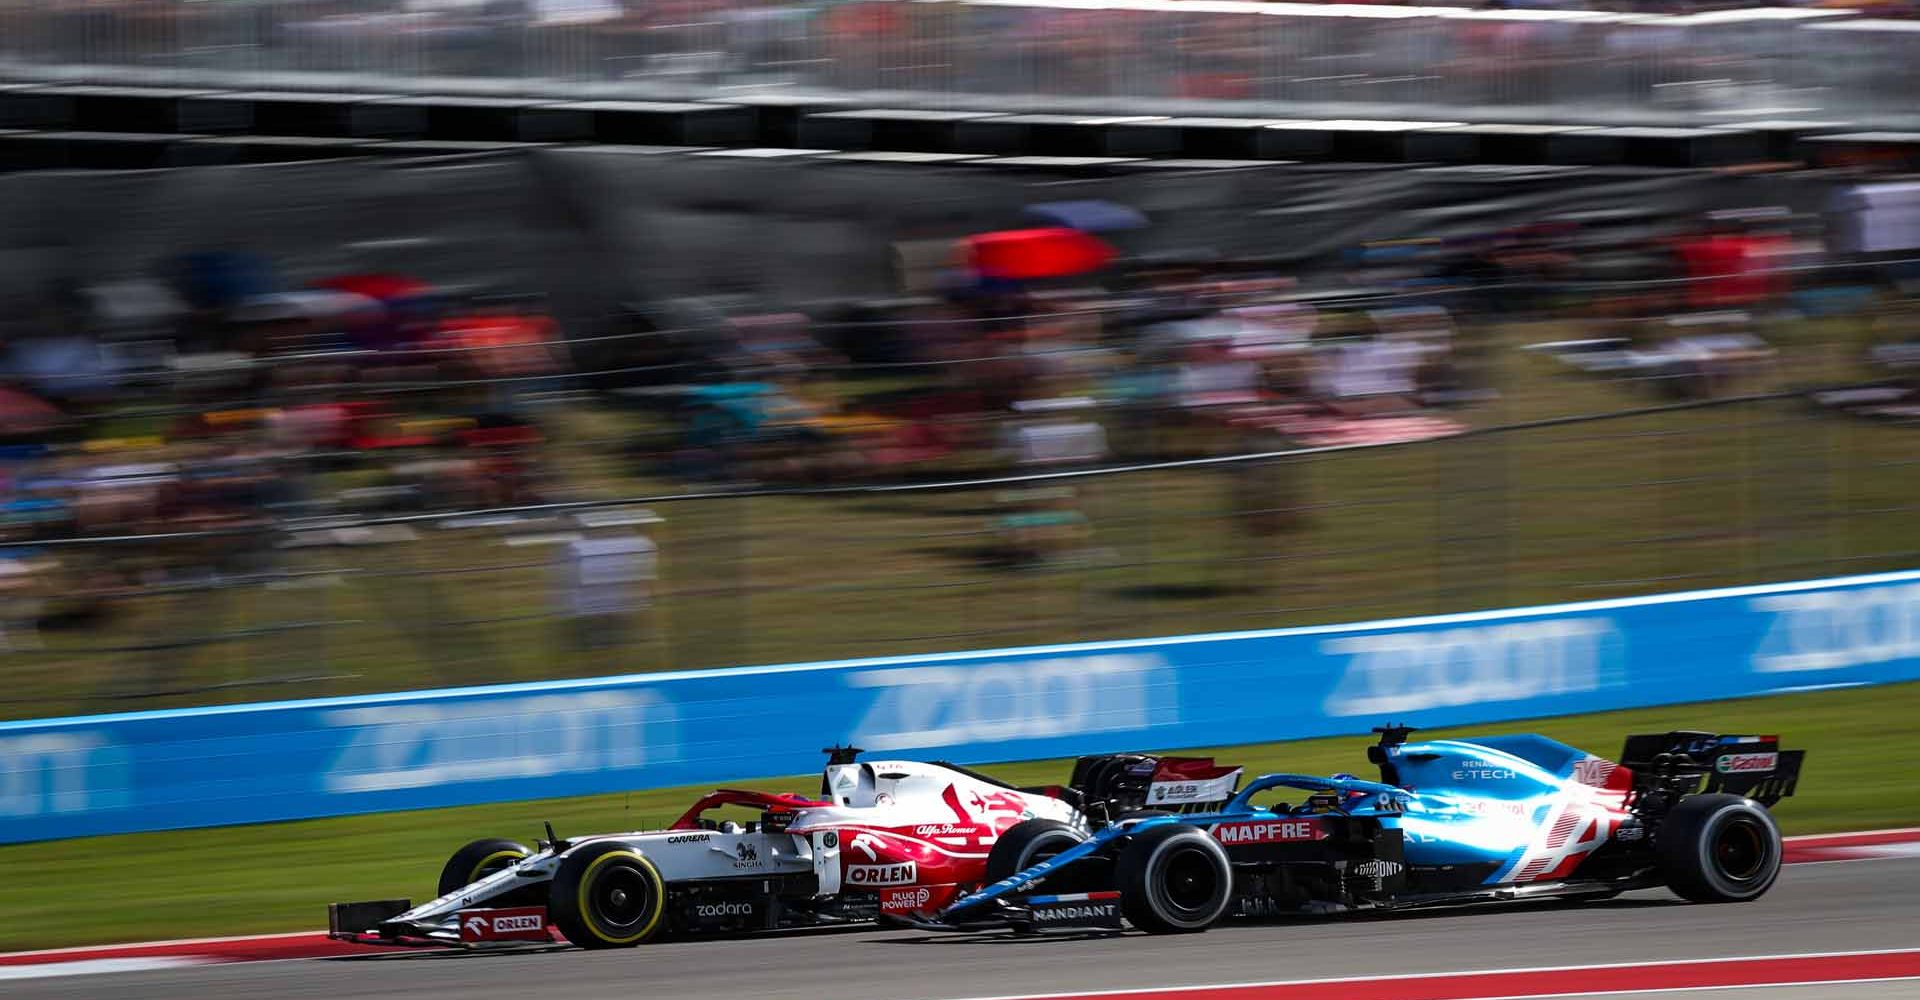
[5, 566, 1919, 844]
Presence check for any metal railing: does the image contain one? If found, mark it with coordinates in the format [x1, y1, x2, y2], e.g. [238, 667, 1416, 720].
[2, 2, 1916, 126]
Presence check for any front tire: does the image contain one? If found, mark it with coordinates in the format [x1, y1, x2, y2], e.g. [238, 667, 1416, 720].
[986, 819, 1088, 884]
[549, 841, 668, 948]
[438, 838, 533, 897]
[1116, 824, 1233, 933]
[1657, 794, 1782, 903]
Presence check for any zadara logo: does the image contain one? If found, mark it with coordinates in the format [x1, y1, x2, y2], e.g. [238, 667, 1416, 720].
[845, 862, 917, 886]
[1716, 752, 1779, 774]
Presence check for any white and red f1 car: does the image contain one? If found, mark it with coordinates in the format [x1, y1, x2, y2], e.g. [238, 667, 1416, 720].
[328, 747, 1241, 948]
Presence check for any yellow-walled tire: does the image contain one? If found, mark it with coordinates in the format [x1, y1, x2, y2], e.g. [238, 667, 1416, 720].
[550, 842, 667, 949]
[438, 838, 533, 898]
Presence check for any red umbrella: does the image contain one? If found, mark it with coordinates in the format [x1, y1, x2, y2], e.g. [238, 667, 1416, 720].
[429, 314, 566, 378]
[967, 227, 1116, 281]
[316, 274, 430, 302]
[0, 386, 61, 437]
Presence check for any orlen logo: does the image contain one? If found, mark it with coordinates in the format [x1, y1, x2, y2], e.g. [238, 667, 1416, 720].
[1321, 619, 1623, 717]
[1716, 752, 1778, 774]
[0, 733, 133, 819]
[849, 655, 1175, 752]
[323, 691, 676, 793]
[1213, 821, 1326, 845]
[1752, 583, 1920, 673]
[458, 906, 547, 942]
[846, 862, 917, 886]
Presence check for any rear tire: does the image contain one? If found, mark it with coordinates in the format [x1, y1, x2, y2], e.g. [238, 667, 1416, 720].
[986, 819, 1088, 884]
[437, 838, 533, 898]
[1657, 794, 1782, 903]
[549, 841, 668, 949]
[1116, 824, 1233, 933]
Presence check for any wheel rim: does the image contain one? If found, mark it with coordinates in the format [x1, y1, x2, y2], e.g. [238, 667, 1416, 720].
[589, 863, 655, 932]
[1159, 844, 1222, 915]
[1713, 817, 1769, 882]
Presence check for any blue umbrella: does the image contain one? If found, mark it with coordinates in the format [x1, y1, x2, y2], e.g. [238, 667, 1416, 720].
[175, 251, 279, 311]
[7, 337, 123, 399]
[1025, 200, 1150, 234]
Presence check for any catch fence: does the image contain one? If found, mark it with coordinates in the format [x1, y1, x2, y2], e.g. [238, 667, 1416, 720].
[5, 373, 1915, 721]
[3, 2, 1919, 126]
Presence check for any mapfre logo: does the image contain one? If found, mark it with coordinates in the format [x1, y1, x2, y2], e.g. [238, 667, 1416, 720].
[1321, 619, 1622, 717]
[1213, 821, 1326, 845]
[849, 655, 1175, 751]
[846, 862, 917, 886]
[1716, 752, 1778, 774]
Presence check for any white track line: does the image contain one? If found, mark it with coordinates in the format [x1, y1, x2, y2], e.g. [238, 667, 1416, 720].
[0, 958, 210, 981]
[0, 929, 324, 959]
[1428, 977, 1920, 1000]
[933, 948, 1920, 1000]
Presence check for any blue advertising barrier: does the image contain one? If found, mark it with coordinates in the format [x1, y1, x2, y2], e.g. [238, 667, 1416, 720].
[5, 568, 1920, 844]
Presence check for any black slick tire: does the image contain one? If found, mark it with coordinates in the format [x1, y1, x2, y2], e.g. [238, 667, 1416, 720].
[987, 818, 1088, 884]
[1115, 824, 1233, 933]
[1657, 793, 1782, 903]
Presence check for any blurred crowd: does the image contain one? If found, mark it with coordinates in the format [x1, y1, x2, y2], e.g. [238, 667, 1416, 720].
[6, 180, 1920, 648]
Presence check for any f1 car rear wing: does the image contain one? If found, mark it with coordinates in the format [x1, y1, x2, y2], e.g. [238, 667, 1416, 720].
[1619, 731, 1804, 806]
[1065, 752, 1244, 822]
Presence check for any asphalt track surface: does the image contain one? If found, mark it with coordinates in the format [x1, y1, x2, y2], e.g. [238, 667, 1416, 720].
[14, 856, 1919, 1000]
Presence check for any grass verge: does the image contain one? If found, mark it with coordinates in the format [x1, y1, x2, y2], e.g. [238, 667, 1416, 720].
[5, 680, 1917, 951]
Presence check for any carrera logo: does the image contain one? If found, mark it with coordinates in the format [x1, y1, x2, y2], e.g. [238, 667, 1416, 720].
[1716, 752, 1779, 774]
[1213, 821, 1326, 845]
[880, 886, 935, 914]
[457, 907, 548, 943]
[666, 834, 711, 844]
[846, 862, 917, 886]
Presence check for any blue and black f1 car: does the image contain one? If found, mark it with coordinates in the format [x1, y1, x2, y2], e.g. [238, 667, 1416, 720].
[916, 726, 1803, 934]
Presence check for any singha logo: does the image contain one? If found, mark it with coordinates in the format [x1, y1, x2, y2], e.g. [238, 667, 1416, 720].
[733, 842, 760, 868]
